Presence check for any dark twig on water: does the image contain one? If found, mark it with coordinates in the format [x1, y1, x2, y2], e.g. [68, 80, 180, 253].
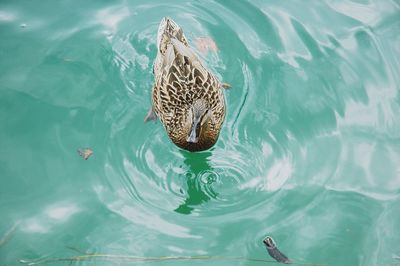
[263, 236, 292, 264]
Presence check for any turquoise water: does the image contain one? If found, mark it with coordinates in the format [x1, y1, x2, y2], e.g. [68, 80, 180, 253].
[1, 0, 400, 265]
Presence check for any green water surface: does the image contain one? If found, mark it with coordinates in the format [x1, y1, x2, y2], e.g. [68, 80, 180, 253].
[1, 1, 400, 265]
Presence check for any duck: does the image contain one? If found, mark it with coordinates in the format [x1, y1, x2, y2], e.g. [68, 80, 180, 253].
[145, 17, 230, 152]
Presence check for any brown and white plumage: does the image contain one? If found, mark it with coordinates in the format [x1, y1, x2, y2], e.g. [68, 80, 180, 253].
[145, 17, 228, 152]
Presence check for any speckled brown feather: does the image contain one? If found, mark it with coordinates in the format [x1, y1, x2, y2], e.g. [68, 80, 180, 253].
[150, 17, 226, 151]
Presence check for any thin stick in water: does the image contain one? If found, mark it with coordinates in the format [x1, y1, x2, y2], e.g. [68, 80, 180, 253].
[0, 222, 19, 248]
[19, 254, 327, 266]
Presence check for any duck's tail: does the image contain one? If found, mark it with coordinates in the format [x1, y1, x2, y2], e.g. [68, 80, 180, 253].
[157, 17, 188, 52]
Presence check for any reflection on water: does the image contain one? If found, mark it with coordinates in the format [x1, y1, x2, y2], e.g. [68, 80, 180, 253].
[175, 151, 216, 214]
[1, 0, 400, 265]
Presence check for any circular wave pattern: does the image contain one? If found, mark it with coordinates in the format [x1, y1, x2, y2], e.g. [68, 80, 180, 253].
[96, 0, 399, 208]
[1, 0, 399, 265]
[90, 0, 399, 264]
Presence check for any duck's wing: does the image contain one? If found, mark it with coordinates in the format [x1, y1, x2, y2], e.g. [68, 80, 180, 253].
[155, 17, 208, 80]
[154, 17, 189, 78]
[150, 17, 223, 125]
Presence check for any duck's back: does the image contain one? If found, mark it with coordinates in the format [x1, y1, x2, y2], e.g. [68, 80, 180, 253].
[150, 18, 226, 151]
[153, 18, 217, 113]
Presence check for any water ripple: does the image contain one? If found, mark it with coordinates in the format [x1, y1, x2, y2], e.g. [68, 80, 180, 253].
[48, 0, 400, 264]
[1, 0, 399, 265]
[92, 0, 400, 222]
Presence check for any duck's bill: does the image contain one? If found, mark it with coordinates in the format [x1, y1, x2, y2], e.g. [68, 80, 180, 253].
[187, 121, 199, 143]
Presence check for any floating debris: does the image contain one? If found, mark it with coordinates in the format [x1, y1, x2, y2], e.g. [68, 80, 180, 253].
[0, 222, 19, 248]
[263, 236, 292, 264]
[20, 23, 27, 28]
[19, 251, 326, 266]
[78, 148, 93, 160]
[194, 37, 218, 55]
[19, 255, 269, 266]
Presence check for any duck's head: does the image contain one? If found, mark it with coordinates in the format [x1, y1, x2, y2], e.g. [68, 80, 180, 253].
[175, 99, 219, 152]
[186, 99, 210, 143]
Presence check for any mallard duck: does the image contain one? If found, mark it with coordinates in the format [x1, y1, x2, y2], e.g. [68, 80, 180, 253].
[145, 17, 230, 152]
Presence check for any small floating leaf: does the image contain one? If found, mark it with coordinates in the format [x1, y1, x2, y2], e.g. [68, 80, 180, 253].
[78, 148, 93, 160]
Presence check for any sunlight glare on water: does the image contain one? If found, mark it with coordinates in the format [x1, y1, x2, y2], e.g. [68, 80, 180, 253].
[0, 0, 399, 265]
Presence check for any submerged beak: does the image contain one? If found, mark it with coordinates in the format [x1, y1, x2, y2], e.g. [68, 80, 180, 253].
[187, 100, 209, 144]
[187, 119, 200, 143]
